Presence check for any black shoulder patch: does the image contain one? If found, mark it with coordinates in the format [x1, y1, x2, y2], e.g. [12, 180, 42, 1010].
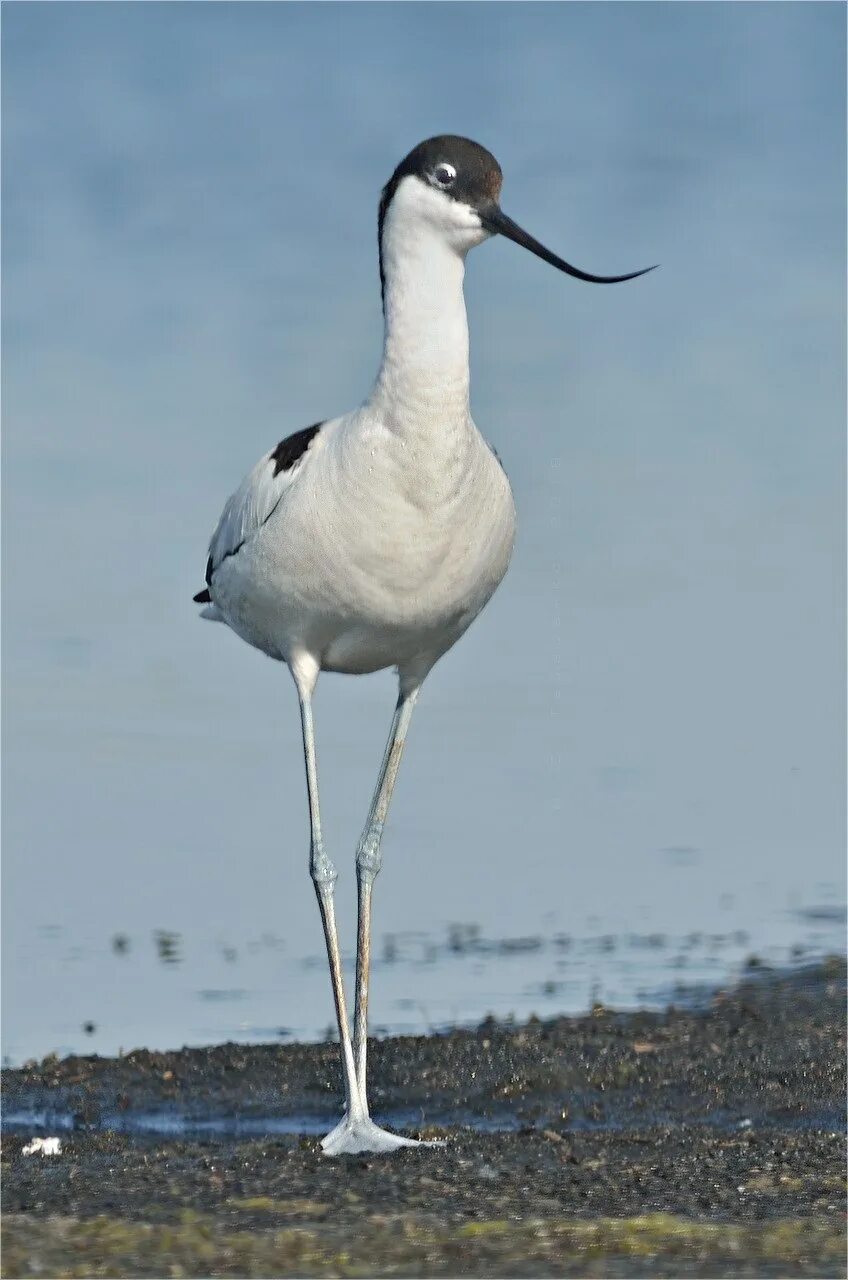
[270, 422, 323, 477]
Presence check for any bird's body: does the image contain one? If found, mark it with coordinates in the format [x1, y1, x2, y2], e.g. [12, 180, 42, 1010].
[195, 135, 652, 1155]
[203, 405, 514, 680]
[199, 150, 518, 685]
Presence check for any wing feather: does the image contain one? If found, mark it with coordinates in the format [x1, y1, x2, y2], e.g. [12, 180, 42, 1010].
[196, 421, 323, 600]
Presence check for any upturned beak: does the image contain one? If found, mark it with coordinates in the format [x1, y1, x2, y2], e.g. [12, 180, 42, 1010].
[479, 204, 657, 284]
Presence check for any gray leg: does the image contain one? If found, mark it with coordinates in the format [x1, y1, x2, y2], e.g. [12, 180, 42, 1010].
[294, 668, 430, 1155]
[296, 690, 364, 1124]
[354, 683, 420, 1102]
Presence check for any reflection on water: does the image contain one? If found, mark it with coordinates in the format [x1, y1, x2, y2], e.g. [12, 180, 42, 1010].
[2, 898, 844, 1067]
[153, 931, 182, 966]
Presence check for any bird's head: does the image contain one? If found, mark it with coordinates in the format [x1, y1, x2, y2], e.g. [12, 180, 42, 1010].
[378, 134, 656, 295]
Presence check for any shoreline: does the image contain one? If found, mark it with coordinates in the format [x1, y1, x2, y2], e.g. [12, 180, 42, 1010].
[2, 959, 845, 1277]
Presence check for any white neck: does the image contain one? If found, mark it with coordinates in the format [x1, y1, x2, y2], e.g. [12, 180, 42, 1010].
[368, 203, 471, 428]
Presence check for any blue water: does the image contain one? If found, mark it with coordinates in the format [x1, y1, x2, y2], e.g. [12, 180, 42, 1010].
[3, 901, 843, 1067]
[3, 5, 844, 1071]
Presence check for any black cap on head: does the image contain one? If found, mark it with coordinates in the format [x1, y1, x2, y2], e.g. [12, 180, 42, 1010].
[378, 134, 657, 301]
[379, 135, 503, 237]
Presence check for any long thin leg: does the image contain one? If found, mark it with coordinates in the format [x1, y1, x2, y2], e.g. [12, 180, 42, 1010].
[353, 682, 420, 1103]
[296, 689, 364, 1124]
[292, 663, 428, 1155]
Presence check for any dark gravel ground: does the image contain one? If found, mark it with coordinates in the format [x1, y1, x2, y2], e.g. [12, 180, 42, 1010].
[2, 959, 845, 1277]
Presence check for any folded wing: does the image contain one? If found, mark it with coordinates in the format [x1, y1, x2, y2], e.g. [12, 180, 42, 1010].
[193, 421, 324, 605]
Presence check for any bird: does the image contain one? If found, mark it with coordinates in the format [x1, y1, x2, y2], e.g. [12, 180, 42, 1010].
[194, 135, 654, 1155]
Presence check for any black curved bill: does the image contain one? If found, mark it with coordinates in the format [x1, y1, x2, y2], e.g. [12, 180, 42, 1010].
[479, 204, 657, 284]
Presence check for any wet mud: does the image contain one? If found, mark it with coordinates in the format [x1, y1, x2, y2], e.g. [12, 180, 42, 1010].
[2, 960, 845, 1277]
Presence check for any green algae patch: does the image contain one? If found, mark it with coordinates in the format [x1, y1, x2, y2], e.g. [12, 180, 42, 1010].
[227, 1196, 330, 1218]
[458, 1219, 512, 1238]
[457, 1215, 847, 1266]
[3, 1211, 845, 1278]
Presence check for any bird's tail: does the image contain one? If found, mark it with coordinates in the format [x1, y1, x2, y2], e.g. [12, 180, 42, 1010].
[193, 588, 226, 623]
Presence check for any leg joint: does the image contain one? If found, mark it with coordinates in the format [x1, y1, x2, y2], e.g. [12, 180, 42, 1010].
[356, 821, 385, 880]
[311, 845, 337, 890]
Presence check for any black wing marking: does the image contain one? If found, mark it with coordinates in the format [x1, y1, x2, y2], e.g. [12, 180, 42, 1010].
[270, 422, 323, 476]
[193, 421, 325, 603]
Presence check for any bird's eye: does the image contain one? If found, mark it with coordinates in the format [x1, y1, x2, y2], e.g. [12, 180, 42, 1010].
[432, 163, 456, 187]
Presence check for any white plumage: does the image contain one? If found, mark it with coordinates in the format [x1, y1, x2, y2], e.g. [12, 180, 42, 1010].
[204, 406, 514, 678]
[195, 135, 652, 1155]
[200, 172, 516, 682]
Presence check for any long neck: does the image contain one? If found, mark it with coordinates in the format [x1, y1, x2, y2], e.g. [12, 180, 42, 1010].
[368, 218, 471, 428]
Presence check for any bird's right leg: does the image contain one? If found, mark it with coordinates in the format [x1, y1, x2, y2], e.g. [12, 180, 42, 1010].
[292, 659, 423, 1156]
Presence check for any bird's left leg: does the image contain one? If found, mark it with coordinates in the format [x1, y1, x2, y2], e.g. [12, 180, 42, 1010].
[353, 679, 420, 1105]
[295, 663, 428, 1156]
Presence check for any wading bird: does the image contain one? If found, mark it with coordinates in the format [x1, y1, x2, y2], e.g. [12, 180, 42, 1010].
[194, 136, 654, 1154]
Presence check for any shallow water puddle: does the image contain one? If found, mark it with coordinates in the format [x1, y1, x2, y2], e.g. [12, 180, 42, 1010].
[2, 1106, 523, 1137]
[5, 1101, 842, 1139]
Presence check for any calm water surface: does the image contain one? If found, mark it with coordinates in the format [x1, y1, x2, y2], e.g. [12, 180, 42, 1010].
[4, 890, 843, 1066]
[3, 5, 845, 1068]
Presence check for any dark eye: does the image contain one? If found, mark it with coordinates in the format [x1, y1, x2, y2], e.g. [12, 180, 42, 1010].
[433, 163, 456, 187]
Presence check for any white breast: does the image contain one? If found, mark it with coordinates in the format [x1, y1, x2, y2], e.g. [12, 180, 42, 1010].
[209, 408, 515, 679]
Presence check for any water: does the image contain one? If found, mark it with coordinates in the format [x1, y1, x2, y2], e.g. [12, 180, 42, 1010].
[5, 1103, 840, 1139]
[1, 1106, 525, 1137]
[3, 898, 843, 1067]
[2, 7, 844, 1071]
